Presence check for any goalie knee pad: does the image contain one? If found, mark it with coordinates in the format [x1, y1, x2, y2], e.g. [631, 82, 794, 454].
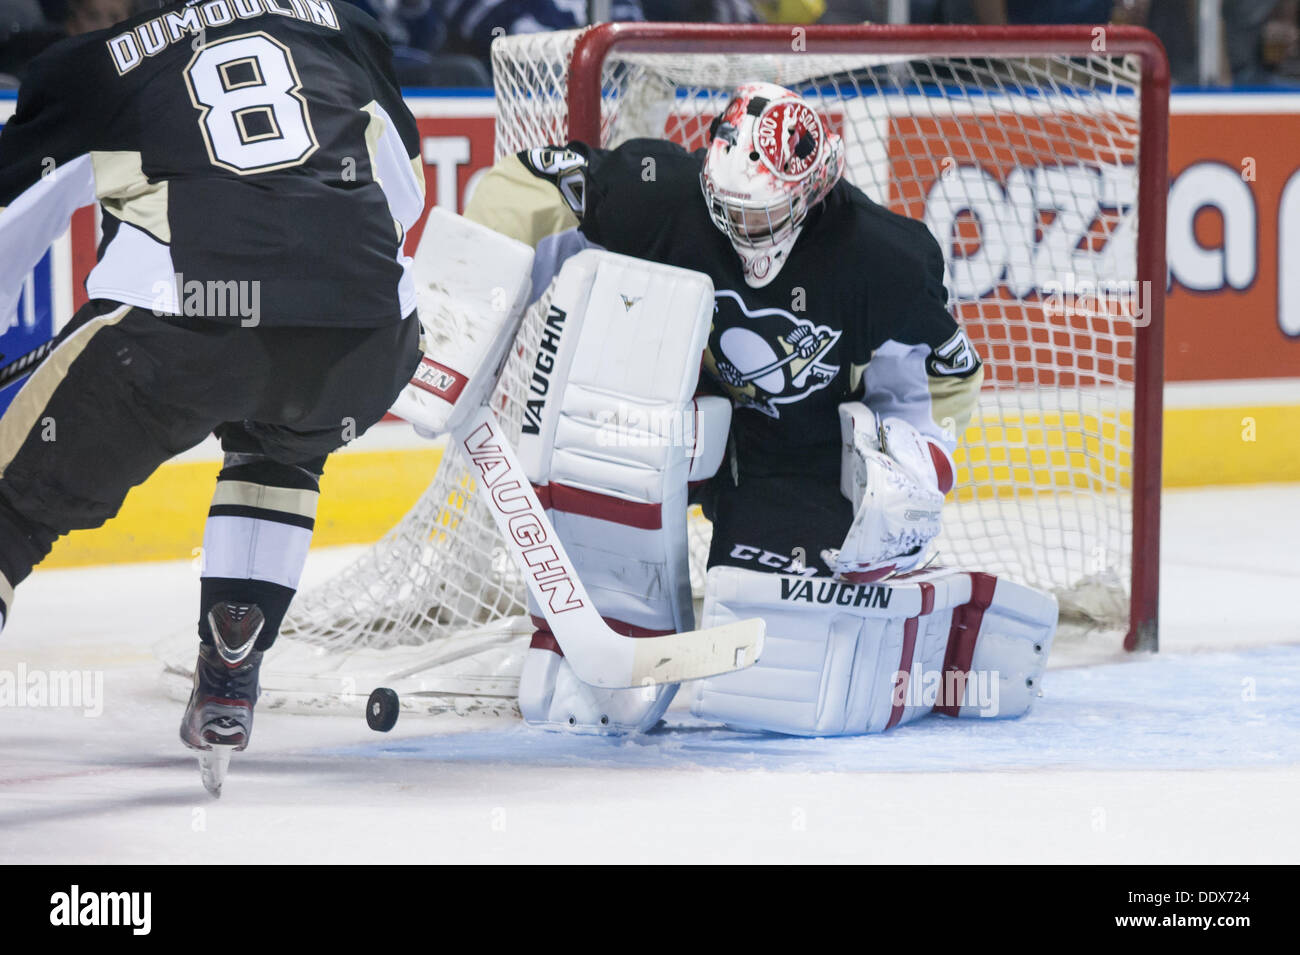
[515, 249, 716, 734]
[690, 565, 1058, 736]
[389, 208, 535, 436]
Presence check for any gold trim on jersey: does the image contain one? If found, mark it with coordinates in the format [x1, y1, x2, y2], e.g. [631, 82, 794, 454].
[929, 361, 983, 435]
[210, 480, 319, 519]
[463, 154, 579, 247]
[410, 156, 426, 203]
[91, 151, 171, 243]
[850, 355, 983, 437]
[0, 304, 132, 478]
[361, 102, 400, 242]
[361, 102, 426, 242]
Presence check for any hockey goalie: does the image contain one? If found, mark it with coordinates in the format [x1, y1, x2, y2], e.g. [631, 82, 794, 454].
[444, 81, 1061, 737]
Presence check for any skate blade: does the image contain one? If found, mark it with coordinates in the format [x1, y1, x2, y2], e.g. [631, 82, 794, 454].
[198, 747, 233, 798]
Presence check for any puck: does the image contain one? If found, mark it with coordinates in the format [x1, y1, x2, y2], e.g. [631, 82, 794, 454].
[366, 687, 400, 732]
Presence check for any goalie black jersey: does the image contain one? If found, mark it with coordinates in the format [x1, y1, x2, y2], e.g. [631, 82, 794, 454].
[467, 138, 984, 479]
[0, 0, 425, 328]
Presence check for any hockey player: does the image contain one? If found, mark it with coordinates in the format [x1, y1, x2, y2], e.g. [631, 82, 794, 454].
[0, 0, 430, 791]
[466, 82, 1058, 736]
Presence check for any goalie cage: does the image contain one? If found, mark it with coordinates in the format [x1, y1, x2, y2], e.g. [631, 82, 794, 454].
[159, 23, 1168, 716]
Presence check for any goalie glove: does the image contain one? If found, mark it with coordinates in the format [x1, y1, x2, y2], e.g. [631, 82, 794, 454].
[824, 402, 955, 583]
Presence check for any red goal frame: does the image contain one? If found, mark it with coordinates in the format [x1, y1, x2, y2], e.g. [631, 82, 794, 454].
[563, 23, 1169, 652]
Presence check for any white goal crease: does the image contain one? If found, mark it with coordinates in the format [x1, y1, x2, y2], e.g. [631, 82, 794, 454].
[160, 27, 1152, 712]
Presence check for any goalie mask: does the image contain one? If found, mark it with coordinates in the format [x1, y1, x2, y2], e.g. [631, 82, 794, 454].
[700, 82, 845, 288]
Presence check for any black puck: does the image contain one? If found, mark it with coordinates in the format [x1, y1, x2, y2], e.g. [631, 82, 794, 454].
[366, 687, 400, 732]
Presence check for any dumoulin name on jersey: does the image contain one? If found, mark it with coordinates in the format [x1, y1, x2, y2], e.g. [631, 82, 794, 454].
[0, 0, 425, 328]
[108, 0, 341, 75]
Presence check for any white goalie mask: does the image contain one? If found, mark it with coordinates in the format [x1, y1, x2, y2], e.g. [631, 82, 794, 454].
[699, 82, 845, 288]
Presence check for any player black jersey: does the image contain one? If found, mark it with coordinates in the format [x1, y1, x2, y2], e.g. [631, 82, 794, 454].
[468, 138, 984, 479]
[0, 0, 426, 328]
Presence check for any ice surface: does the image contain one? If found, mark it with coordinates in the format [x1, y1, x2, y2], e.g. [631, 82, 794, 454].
[1, 484, 1297, 863]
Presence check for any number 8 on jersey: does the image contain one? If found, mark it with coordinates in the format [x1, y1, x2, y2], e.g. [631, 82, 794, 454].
[184, 33, 318, 175]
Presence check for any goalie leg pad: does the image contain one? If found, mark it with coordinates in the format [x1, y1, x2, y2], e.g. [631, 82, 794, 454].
[690, 565, 1058, 735]
[516, 249, 717, 733]
[518, 631, 679, 735]
[388, 207, 535, 436]
[935, 573, 1059, 720]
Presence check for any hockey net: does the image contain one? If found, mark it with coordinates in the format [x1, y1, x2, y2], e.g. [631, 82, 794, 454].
[166, 24, 1166, 712]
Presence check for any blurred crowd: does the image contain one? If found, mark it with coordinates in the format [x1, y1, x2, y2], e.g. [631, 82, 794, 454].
[1, 0, 1298, 89]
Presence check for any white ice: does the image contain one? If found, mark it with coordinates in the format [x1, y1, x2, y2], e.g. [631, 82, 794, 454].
[1, 484, 1297, 863]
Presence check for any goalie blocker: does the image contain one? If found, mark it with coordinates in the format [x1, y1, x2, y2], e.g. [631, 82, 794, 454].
[388, 207, 535, 437]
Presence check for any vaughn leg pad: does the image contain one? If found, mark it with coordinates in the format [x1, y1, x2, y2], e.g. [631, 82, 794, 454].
[690, 565, 1058, 736]
[514, 249, 718, 733]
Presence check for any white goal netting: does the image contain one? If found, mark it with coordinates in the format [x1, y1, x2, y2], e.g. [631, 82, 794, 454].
[164, 27, 1158, 710]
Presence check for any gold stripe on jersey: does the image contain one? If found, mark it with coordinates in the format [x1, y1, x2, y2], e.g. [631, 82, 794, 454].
[361, 102, 397, 239]
[410, 156, 426, 203]
[361, 102, 427, 241]
[210, 480, 319, 519]
[0, 304, 132, 478]
[850, 357, 983, 437]
[463, 154, 578, 247]
[929, 361, 983, 435]
[91, 151, 171, 243]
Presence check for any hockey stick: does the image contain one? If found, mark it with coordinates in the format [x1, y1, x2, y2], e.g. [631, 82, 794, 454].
[723, 334, 835, 385]
[454, 402, 765, 689]
[0, 338, 55, 390]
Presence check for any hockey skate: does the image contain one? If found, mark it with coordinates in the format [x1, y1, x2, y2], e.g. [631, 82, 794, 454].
[180, 602, 265, 797]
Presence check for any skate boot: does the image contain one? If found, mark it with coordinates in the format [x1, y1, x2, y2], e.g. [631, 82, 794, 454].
[180, 602, 265, 797]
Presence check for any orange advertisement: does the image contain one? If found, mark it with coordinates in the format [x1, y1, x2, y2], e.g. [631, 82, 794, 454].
[1163, 103, 1300, 381]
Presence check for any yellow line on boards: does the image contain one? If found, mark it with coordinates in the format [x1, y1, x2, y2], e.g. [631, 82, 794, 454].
[42, 447, 445, 569]
[32, 402, 1300, 568]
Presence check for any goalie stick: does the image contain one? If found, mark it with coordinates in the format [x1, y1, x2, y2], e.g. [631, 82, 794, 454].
[454, 402, 765, 689]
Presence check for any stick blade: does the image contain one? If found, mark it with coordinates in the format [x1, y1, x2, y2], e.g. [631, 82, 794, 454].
[628, 617, 765, 686]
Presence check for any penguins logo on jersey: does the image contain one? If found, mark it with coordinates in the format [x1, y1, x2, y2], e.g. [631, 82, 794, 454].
[704, 290, 841, 418]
